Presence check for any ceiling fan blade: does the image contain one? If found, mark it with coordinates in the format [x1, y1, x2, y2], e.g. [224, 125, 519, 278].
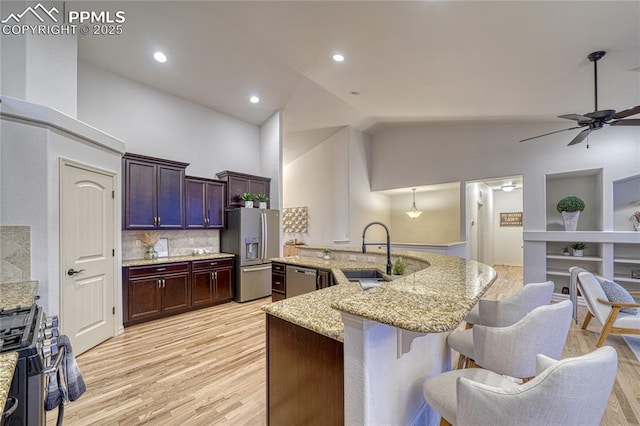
[567, 128, 591, 146]
[519, 126, 583, 143]
[558, 114, 593, 123]
[610, 119, 640, 126]
[613, 105, 640, 119]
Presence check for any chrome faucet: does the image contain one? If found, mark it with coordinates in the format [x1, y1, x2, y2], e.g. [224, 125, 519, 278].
[362, 221, 392, 275]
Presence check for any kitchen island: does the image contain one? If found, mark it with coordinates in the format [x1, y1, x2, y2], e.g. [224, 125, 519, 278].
[263, 248, 496, 425]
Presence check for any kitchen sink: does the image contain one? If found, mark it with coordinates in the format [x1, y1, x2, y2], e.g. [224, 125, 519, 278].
[341, 269, 390, 282]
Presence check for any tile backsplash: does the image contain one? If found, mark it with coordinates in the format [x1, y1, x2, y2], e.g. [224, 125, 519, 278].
[122, 229, 220, 260]
[1, 226, 31, 283]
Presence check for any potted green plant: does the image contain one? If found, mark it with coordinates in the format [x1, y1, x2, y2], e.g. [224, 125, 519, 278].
[562, 246, 570, 256]
[241, 192, 255, 208]
[632, 211, 640, 232]
[392, 257, 407, 276]
[556, 196, 585, 231]
[256, 193, 269, 209]
[570, 242, 587, 257]
[322, 248, 331, 260]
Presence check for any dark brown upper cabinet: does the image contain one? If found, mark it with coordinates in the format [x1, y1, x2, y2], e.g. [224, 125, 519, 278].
[185, 177, 226, 229]
[216, 170, 271, 208]
[123, 153, 188, 230]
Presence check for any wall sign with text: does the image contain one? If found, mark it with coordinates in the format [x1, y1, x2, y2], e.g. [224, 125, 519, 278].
[500, 212, 523, 227]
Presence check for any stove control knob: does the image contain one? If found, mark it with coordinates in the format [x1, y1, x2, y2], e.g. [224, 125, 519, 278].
[45, 316, 59, 328]
[42, 338, 58, 356]
[44, 328, 52, 339]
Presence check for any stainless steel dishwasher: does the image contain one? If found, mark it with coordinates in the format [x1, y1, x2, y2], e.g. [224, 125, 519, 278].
[286, 266, 318, 298]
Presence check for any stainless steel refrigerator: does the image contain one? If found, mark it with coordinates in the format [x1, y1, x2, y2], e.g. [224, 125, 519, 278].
[222, 208, 280, 302]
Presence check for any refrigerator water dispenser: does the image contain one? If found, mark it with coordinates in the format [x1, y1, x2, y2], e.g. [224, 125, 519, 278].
[245, 237, 259, 260]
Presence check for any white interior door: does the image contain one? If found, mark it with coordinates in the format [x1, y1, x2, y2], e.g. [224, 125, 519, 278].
[61, 160, 116, 355]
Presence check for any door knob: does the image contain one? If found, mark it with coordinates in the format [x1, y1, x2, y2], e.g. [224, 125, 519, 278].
[67, 268, 85, 276]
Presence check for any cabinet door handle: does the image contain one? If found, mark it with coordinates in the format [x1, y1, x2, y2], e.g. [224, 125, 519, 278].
[214, 271, 218, 280]
[162, 279, 166, 288]
[210, 262, 217, 266]
[158, 279, 161, 288]
[156, 268, 166, 272]
[157, 216, 161, 226]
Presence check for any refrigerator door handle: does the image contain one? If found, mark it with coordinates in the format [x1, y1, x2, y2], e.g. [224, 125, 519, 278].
[261, 211, 267, 260]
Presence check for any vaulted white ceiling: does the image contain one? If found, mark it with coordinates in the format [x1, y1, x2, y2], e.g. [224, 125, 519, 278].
[77, 1, 640, 163]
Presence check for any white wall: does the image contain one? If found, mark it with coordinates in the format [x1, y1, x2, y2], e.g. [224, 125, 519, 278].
[260, 110, 282, 209]
[0, 1, 77, 116]
[371, 122, 640, 276]
[284, 128, 350, 245]
[347, 128, 391, 246]
[1, 99, 124, 317]
[78, 63, 262, 180]
[493, 188, 523, 266]
[390, 187, 460, 244]
[284, 126, 390, 247]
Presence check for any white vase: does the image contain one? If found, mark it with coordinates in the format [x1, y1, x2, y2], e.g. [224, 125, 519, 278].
[244, 201, 254, 208]
[259, 202, 267, 209]
[573, 249, 584, 257]
[561, 211, 580, 231]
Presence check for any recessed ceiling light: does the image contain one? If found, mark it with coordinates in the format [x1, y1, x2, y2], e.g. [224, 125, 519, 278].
[153, 52, 167, 63]
[250, 96, 260, 104]
[332, 54, 345, 62]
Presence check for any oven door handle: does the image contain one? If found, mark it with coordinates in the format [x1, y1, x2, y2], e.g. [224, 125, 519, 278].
[2, 396, 18, 419]
[44, 346, 66, 376]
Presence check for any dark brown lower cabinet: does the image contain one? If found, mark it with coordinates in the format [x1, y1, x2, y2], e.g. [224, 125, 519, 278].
[123, 257, 234, 326]
[192, 258, 234, 307]
[124, 262, 191, 326]
[267, 314, 344, 425]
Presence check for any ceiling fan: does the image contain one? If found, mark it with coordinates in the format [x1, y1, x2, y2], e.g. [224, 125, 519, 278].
[520, 51, 640, 146]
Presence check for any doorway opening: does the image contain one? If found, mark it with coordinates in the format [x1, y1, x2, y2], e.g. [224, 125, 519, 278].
[466, 175, 523, 267]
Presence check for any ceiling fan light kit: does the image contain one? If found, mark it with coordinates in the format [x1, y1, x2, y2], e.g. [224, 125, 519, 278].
[520, 51, 640, 146]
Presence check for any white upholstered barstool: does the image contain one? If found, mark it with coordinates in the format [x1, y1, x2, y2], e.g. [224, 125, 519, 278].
[423, 346, 617, 426]
[448, 300, 573, 379]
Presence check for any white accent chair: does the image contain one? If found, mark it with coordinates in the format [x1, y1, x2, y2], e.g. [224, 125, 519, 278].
[577, 271, 640, 347]
[448, 300, 573, 379]
[423, 346, 618, 426]
[464, 281, 555, 327]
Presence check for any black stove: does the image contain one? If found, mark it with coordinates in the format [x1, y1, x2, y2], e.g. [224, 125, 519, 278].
[1, 304, 59, 426]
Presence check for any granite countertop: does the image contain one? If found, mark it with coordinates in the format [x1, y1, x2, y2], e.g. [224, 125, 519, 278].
[122, 253, 235, 267]
[0, 352, 18, 412]
[0, 281, 38, 310]
[263, 249, 496, 342]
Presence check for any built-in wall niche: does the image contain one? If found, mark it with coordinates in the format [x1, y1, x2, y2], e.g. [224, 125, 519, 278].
[546, 241, 603, 294]
[545, 169, 603, 232]
[613, 174, 640, 232]
[613, 243, 640, 291]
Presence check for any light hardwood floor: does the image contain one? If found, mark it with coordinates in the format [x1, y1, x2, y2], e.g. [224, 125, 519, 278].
[49, 265, 640, 425]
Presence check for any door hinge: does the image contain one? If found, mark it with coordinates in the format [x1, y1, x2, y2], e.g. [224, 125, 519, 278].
[112, 190, 115, 199]
[112, 306, 115, 315]
[112, 249, 115, 257]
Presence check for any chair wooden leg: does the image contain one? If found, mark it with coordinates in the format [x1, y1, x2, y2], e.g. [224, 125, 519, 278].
[440, 417, 453, 426]
[581, 311, 593, 330]
[456, 354, 467, 369]
[465, 322, 473, 329]
[467, 359, 478, 368]
[596, 308, 620, 347]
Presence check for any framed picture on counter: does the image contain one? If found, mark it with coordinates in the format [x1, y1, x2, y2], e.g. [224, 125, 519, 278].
[155, 238, 169, 257]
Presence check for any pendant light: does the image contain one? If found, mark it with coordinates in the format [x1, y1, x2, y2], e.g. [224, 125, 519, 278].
[406, 188, 422, 219]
